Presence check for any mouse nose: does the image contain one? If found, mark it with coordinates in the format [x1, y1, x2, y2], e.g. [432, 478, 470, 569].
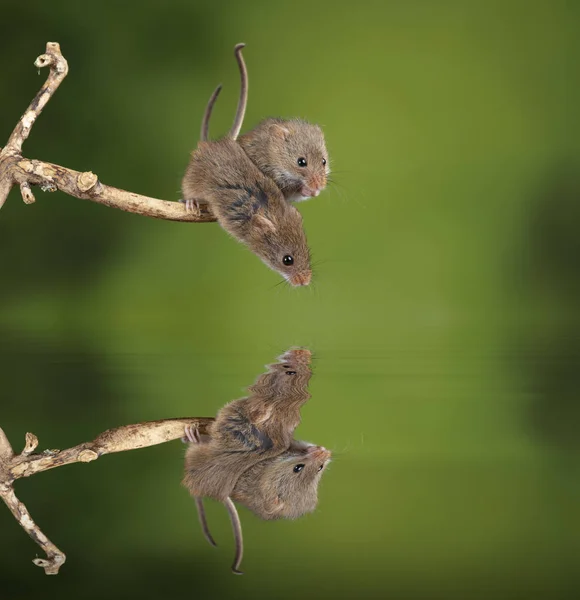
[287, 348, 312, 363]
[307, 445, 331, 461]
[311, 175, 327, 193]
[290, 271, 312, 286]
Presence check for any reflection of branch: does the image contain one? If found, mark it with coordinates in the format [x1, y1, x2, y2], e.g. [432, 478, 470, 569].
[0, 417, 214, 575]
[0, 41, 216, 222]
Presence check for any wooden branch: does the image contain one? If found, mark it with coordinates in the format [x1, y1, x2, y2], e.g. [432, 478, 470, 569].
[0, 41, 216, 222]
[0, 485, 66, 575]
[0, 417, 214, 575]
[6, 42, 69, 153]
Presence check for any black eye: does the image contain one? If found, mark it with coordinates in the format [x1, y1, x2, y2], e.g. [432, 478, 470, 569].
[285, 370, 297, 376]
[283, 255, 294, 266]
[318, 464, 324, 472]
[293, 464, 305, 473]
[322, 158, 327, 166]
[297, 157, 307, 167]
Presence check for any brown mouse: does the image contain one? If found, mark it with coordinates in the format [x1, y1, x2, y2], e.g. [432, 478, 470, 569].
[184, 432, 331, 575]
[201, 46, 330, 202]
[238, 119, 329, 203]
[182, 347, 313, 573]
[182, 45, 312, 286]
[232, 438, 332, 520]
[183, 347, 312, 501]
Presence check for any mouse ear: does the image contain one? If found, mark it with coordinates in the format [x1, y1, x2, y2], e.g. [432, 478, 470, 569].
[251, 213, 276, 233]
[270, 123, 290, 140]
[272, 496, 286, 514]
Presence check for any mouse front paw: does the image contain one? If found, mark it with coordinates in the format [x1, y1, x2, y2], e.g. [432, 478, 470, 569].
[182, 423, 202, 445]
[180, 198, 202, 217]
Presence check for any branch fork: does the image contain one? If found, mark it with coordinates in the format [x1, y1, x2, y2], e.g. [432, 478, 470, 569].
[0, 42, 215, 221]
[0, 41, 221, 576]
[0, 418, 213, 574]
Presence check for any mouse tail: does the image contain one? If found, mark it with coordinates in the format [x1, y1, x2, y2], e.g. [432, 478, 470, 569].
[224, 497, 244, 575]
[200, 84, 223, 142]
[195, 496, 218, 547]
[229, 43, 248, 141]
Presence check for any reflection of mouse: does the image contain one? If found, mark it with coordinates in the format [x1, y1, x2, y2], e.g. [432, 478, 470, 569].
[185, 431, 331, 575]
[182, 348, 314, 574]
[182, 45, 312, 286]
[232, 439, 332, 520]
[183, 348, 312, 501]
[201, 45, 330, 203]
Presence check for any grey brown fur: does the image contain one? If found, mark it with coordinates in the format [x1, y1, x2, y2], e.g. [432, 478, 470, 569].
[201, 45, 330, 203]
[182, 348, 331, 574]
[182, 132, 311, 286]
[238, 118, 330, 203]
[232, 439, 331, 520]
[183, 348, 313, 501]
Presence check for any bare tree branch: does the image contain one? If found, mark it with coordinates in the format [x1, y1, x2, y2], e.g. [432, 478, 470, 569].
[0, 484, 66, 575]
[0, 417, 214, 574]
[5, 42, 69, 153]
[0, 41, 216, 222]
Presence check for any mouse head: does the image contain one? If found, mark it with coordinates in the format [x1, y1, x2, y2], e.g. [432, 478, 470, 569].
[247, 201, 312, 286]
[248, 348, 312, 398]
[241, 118, 330, 201]
[234, 440, 332, 520]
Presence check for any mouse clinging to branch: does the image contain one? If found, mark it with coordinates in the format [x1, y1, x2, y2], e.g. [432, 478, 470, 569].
[181, 44, 312, 286]
[182, 348, 331, 574]
[201, 45, 330, 203]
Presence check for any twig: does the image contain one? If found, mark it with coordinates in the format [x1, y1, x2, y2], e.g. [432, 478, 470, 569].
[0, 485, 66, 575]
[0, 417, 214, 574]
[0, 41, 216, 222]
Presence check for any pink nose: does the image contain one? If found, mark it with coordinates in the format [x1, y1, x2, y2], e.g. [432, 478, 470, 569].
[300, 184, 323, 198]
[308, 445, 332, 461]
[289, 271, 312, 286]
[286, 348, 312, 364]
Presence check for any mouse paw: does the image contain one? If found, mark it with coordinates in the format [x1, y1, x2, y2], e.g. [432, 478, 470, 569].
[180, 198, 202, 217]
[182, 423, 201, 444]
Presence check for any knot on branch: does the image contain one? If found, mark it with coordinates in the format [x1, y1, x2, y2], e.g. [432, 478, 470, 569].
[78, 449, 99, 462]
[34, 42, 68, 76]
[77, 171, 100, 193]
[20, 182, 35, 204]
[22, 433, 39, 455]
[33, 555, 66, 576]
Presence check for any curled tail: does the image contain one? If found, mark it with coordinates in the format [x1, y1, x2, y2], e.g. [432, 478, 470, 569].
[200, 43, 248, 142]
[200, 84, 222, 142]
[230, 43, 248, 140]
[195, 496, 218, 547]
[224, 497, 244, 575]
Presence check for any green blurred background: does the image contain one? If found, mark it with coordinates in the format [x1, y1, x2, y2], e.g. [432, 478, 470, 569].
[1, 0, 578, 598]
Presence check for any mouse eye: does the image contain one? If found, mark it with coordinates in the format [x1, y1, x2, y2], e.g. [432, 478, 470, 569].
[297, 157, 307, 167]
[293, 464, 305, 473]
[322, 158, 327, 166]
[285, 370, 297, 376]
[282, 255, 294, 266]
[318, 464, 324, 472]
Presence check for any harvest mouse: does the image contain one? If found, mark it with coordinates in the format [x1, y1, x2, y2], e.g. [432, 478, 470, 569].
[182, 347, 313, 573]
[185, 431, 331, 575]
[182, 45, 312, 286]
[183, 347, 312, 501]
[232, 438, 332, 521]
[201, 45, 330, 202]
